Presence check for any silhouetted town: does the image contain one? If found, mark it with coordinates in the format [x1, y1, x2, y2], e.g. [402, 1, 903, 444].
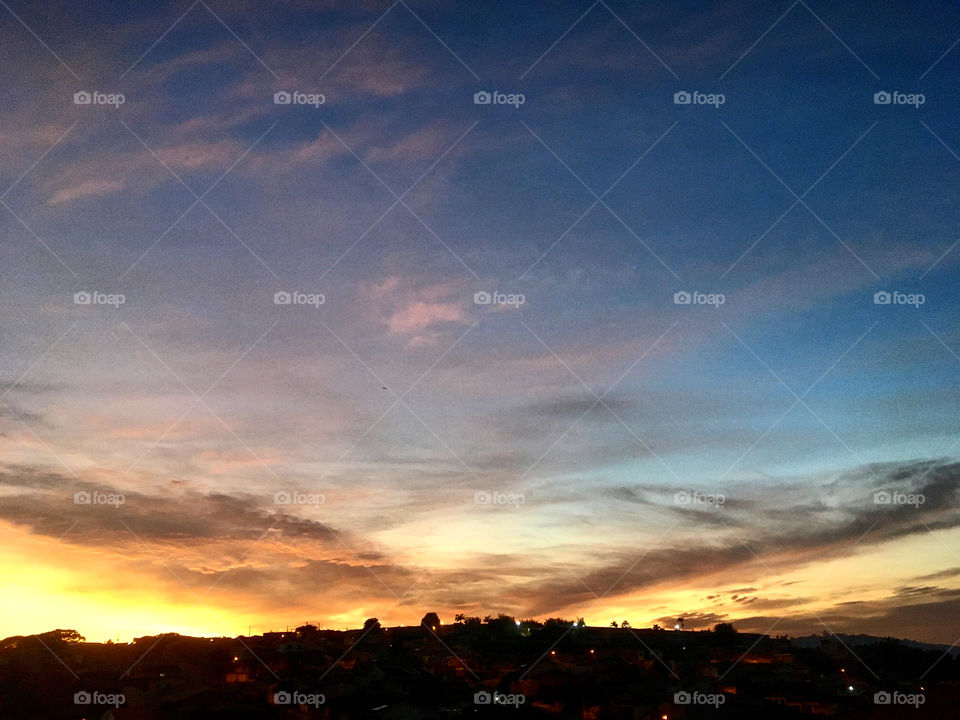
[1, 615, 956, 718]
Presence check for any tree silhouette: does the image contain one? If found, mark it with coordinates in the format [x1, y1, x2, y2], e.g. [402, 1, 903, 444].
[421, 612, 441, 630]
[713, 622, 736, 637]
[38, 629, 84, 644]
[362, 617, 381, 632]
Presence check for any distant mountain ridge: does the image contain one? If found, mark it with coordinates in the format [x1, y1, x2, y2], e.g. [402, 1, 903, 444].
[791, 633, 960, 657]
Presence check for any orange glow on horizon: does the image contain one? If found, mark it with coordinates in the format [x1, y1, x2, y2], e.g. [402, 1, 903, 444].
[2, 516, 960, 642]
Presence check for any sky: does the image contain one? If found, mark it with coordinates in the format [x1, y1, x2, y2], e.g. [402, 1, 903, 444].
[0, 0, 959, 645]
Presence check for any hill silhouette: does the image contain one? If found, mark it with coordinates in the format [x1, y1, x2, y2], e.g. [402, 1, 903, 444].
[1, 618, 956, 718]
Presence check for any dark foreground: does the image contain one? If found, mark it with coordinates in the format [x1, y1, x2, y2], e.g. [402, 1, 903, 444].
[1, 619, 955, 718]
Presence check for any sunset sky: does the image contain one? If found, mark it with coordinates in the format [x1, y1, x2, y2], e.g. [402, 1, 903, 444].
[1, 0, 959, 645]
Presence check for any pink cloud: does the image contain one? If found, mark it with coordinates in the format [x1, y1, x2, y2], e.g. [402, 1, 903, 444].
[47, 179, 125, 205]
[362, 275, 470, 339]
[387, 301, 465, 334]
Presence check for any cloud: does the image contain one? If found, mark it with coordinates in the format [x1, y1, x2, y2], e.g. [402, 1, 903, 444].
[0, 458, 959, 638]
[518, 394, 637, 420]
[360, 276, 471, 343]
[387, 301, 465, 334]
[509, 460, 960, 617]
[653, 611, 727, 629]
[730, 241, 939, 314]
[0, 467, 335, 544]
[0, 465, 420, 612]
[155, 140, 246, 171]
[914, 567, 960, 583]
[47, 179, 125, 205]
[735, 591, 960, 645]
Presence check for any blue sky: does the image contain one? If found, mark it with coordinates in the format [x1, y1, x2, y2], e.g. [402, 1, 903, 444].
[0, 0, 959, 643]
